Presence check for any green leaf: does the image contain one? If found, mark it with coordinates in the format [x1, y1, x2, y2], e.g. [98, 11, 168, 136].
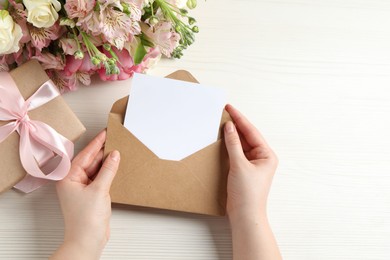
[134, 41, 147, 65]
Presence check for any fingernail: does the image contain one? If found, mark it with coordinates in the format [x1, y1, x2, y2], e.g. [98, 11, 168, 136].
[225, 121, 234, 133]
[110, 150, 120, 162]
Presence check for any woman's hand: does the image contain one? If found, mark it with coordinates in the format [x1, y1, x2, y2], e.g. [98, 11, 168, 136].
[224, 104, 278, 220]
[51, 130, 120, 260]
[224, 104, 282, 260]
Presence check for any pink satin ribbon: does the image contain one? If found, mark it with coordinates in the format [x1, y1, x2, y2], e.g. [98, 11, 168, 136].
[0, 72, 74, 193]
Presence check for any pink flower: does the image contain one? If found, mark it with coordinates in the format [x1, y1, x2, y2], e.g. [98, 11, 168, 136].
[0, 56, 9, 72]
[124, 1, 142, 21]
[28, 21, 63, 51]
[7, 0, 30, 44]
[144, 21, 180, 57]
[59, 38, 78, 55]
[62, 54, 97, 88]
[12, 42, 35, 65]
[32, 51, 64, 70]
[99, 8, 134, 50]
[64, 54, 96, 75]
[64, 0, 95, 19]
[126, 0, 144, 10]
[98, 0, 122, 10]
[98, 47, 135, 81]
[46, 69, 75, 92]
[78, 2, 141, 50]
[78, 11, 101, 35]
[132, 47, 161, 73]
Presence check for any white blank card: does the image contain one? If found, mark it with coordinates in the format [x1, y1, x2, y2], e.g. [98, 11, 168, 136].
[124, 73, 226, 161]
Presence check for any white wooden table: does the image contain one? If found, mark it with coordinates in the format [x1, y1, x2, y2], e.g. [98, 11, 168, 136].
[1, 0, 390, 259]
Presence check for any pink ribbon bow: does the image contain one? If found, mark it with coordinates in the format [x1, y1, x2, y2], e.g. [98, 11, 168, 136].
[0, 72, 74, 193]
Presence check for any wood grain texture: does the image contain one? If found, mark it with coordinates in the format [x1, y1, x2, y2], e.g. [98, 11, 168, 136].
[1, 0, 390, 259]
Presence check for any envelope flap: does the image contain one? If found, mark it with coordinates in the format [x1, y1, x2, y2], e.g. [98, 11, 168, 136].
[165, 70, 199, 83]
[107, 108, 158, 163]
[110, 96, 129, 119]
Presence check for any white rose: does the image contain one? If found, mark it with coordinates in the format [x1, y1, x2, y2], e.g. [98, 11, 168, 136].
[23, 0, 61, 28]
[0, 10, 23, 55]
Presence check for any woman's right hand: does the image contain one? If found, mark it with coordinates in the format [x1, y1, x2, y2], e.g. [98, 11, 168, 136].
[224, 104, 278, 221]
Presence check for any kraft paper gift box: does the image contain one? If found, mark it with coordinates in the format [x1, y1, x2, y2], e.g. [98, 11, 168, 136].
[104, 70, 231, 216]
[0, 60, 86, 194]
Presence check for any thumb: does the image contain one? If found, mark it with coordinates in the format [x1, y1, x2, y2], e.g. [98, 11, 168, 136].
[92, 150, 120, 192]
[224, 121, 245, 162]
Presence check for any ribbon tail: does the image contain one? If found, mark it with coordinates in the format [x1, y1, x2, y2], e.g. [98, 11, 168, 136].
[14, 154, 64, 192]
[0, 121, 18, 143]
[13, 121, 73, 193]
[13, 175, 49, 193]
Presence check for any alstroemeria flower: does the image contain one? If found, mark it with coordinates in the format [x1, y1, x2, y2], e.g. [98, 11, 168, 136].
[59, 38, 78, 55]
[144, 21, 180, 57]
[0, 56, 9, 72]
[64, 0, 96, 19]
[100, 8, 132, 49]
[78, 1, 141, 50]
[62, 54, 97, 89]
[12, 41, 35, 65]
[32, 51, 64, 70]
[28, 21, 62, 51]
[77, 11, 100, 35]
[46, 69, 74, 92]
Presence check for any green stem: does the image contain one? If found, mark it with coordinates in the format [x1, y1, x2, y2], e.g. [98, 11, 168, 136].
[72, 27, 83, 51]
[109, 48, 120, 64]
[150, 1, 154, 15]
[155, 0, 180, 23]
[80, 31, 103, 60]
[80, 32, 93, 59]
[3, 0, 9, 9]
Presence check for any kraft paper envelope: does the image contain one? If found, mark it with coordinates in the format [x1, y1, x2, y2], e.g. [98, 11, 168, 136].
[104, 70, 231, 216]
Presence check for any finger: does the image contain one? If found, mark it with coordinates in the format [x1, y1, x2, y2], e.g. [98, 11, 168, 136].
[91, 150, 120, 192]
[226, 104, 271, 152]
[85, 149, 104, 178]
[224, 121, 246, 162]
[64, 164, 91, 185]
[237, 127, 251, 152]
[246, 146, 271, 161]
[72, 130, 106, 170]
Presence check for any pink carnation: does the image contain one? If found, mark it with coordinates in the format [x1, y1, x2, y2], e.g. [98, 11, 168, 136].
[61, 54, 97, 90]
[98, 47, 135, 81]
[63, 54, 96, 76]
[132, 47, 161, 73]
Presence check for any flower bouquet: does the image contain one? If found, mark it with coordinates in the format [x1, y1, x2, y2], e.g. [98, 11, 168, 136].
[0, 0, 198, 91]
